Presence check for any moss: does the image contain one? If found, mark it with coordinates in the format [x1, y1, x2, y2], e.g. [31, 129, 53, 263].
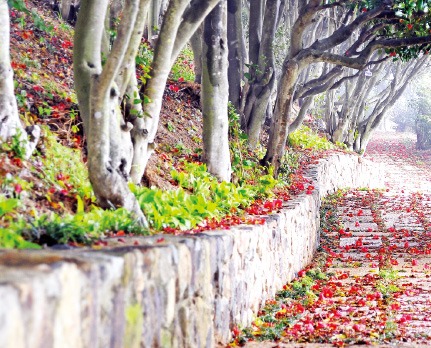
[124, 302, 144, 348]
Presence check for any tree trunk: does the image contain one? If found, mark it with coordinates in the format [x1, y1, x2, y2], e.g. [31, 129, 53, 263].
[242, 0, 280, 148]
[74, 0, 148, 225]
[131, 0, 221, 183]
[201, 1, 231, 182]
[227, 0, 245, 110]
[0, 1, 39, 159]
[130, 0, 191, 183]
[189, 25, 203, 84]
[262, 58, 300, 171]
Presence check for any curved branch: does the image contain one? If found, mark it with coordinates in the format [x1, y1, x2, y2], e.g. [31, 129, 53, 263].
[303, 34, 431, 70]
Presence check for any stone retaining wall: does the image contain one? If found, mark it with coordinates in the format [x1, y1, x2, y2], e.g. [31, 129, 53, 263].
[0, 154, 384, 348]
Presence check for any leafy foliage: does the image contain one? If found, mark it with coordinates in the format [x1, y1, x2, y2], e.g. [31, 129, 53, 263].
[170, 46, 195, 82]
[41, 129, 94, 202]
[288, 126, 335, 150]
[18, 207, 144, 245]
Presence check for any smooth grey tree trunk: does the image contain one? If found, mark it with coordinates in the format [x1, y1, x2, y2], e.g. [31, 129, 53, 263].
[227, 0, 245, 110]
[201, 1, 232, 182]
[74, 0, 149, 225]
[242, 0, 280, 148]
[190, 25, 203, 84]
[130, 0, 221, 183]
[0, 1, 40, 159]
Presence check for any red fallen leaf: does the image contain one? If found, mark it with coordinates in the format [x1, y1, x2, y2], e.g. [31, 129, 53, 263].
[133, 241, 140, 246]
[178, 77, 185, 83]
[156, 237, 165, 243]
[404, 242, 410, 248]
[14, 184, 22, 194]
[294, 303, 305, 314]
[298, 270, 306, 277]
[390, 259, 399, 266]
[169, 84, 179, 93]
[32, 85, 44, 93]
[412, 259, 418, 266]
[399, 314, 412, 323]
[353, 323, 364, 332]
[355, 221, 360, 227]
[116, 230, 125, 236]
[264, 200, 275, 210]
[117, 238, 125, 243]
[367, 227, 373, 232]
[274, 199, 283, 208]
[321, 287, 334, 298]
[11, 157, 22, 166]
[391, 303, 401, 310]
[355, 238, 363, 247]
[337, 273, 348, 280]
[357, 298, 366, 306]
[61, 40, 73, 49]
[357, 209, 364, 216]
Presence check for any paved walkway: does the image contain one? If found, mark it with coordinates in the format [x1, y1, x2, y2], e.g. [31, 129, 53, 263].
[239, 132, 431, 347]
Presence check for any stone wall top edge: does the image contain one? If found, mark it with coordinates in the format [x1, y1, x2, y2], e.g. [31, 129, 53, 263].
[0, 152, 374, 270]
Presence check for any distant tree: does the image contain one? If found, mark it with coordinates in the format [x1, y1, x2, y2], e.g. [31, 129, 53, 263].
[0, 0, 39, 159]
[412, 80, 431, 149]
[263, 1, 431, 172]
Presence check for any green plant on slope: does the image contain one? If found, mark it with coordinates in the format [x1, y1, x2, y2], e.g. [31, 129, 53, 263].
[41, 129, 94, 202]
[288, 125, 335, 150]
[17, 206, 146, 245]
[0, 195, 40, 249]
[170, 46, 195, 82]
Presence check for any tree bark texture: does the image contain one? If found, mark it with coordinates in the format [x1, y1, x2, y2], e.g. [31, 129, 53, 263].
[242, 0, 280, 148]
[190, 25, 203, 84]
[74, 0, 149, 224]
[201, 1, 232, 182]
[131, 0, 221, 183]
[0, 1, 40, 159]
[227, 0, 245, 110]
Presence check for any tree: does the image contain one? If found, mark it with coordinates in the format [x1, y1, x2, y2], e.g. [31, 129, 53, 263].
[73, 0, 222, 221]
[201, 1, 231, 182]
[353, 57, 428, 152]
[0, 0, 40, 159]
[260, 0, 431, 172]
[411, 78, 431, 149]
[129, 0, 222, 184]
[240, 0, 281, 148]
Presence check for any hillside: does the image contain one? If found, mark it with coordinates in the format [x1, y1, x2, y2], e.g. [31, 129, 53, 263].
[0, 1, 339, 249]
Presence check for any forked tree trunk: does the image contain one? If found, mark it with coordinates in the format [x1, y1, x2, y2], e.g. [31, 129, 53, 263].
[0, 1, 39, 159]
[201, 1, 231, 182]
[74, 0, 149, 225]
[130, 0, 221, 183]
[241, 0, 280, 148]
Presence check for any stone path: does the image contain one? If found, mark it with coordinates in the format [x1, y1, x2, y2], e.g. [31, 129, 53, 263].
[236, 132, 431, 347]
